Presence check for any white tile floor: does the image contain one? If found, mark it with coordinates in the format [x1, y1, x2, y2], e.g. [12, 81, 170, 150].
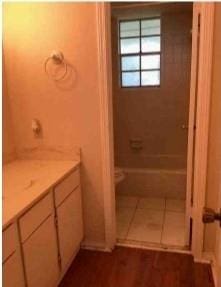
[116, 195, 186, 248]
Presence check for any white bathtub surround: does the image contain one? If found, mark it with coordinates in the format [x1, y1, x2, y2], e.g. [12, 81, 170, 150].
[116, 168, 187, 199]
[115, 154, 187, 170]
[116, 195, 186, 248]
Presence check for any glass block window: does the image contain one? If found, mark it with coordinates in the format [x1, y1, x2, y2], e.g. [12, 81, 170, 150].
[119, 18, 161, 87]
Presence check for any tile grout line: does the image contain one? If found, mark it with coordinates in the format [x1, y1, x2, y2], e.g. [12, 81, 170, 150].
[117, 196, 139, 242]
[124, 197, 140, 241]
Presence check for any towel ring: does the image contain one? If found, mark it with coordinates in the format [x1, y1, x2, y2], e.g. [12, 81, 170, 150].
[45, 51, 68, 81]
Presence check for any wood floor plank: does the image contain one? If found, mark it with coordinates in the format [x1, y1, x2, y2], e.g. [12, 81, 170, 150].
[194, 262, 214, 287]
[59, 247, 214, 287]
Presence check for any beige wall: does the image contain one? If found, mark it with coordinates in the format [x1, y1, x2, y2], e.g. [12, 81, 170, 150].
[111, 5, 192, 169]
[3, 3, 105, 246]
[2, 58, 16, 164]
[204, 4, 221, 258]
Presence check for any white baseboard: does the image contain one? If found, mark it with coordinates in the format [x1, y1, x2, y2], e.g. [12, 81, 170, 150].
[116, 239, 191, 255]
[81, 240, 112, 252]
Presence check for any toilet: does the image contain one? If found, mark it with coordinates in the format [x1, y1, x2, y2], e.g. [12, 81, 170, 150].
[114, 167, 125, 185]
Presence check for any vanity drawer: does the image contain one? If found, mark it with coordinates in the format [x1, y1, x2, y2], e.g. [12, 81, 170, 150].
[54, 168, 80, 207]
[3, 223, 17, 262]
[19, 192, 53, 243]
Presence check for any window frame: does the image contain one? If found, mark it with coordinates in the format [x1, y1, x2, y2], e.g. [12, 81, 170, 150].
[118, 17, 162, 89]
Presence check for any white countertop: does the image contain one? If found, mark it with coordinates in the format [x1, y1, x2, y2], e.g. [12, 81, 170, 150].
[3, 159, 80, 229]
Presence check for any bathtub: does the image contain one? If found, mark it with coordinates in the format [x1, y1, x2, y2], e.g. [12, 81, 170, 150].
[116, 167, 186, 199]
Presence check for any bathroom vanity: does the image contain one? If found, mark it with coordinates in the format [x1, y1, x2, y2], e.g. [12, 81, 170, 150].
[2, 160, 83, 287]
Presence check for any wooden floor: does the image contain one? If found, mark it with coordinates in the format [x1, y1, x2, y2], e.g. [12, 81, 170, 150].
[59, 247, 214, 287]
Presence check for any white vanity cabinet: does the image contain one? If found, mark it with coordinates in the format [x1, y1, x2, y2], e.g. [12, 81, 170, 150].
[54, 169, 83, 272]
[22, 216, 59, 287]
[56, 186, 83, 271]
[3, 164, 83, 287]
[3, 252, 25, 287]
[3, 224, 25, 287]
[19, 193, 59, 287]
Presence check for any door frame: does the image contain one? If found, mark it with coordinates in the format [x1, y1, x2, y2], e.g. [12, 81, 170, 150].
[190, 2, 215, 261]
[186, 2, 215, 260]
[96, 2, 215, 261]
[96, 3, 116, 251]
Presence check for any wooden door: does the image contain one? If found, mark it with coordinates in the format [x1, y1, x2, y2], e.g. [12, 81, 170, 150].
[23, 215, 59, 287]
[57, 186, 83, 271]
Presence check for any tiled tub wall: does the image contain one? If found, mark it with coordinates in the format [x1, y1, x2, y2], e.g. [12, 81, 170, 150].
[116, 168, 186, 200]
[112, 9, 193, 171]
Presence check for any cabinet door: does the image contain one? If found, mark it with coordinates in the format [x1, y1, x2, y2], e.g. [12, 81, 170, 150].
[23, 215, 59, 287]
[57, 186, 83, 270]
[3, 252, 25, 287]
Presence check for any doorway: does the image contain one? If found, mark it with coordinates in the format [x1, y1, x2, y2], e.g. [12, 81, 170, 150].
[97, 2, 215, 261]
[111, 2, 193, 250]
